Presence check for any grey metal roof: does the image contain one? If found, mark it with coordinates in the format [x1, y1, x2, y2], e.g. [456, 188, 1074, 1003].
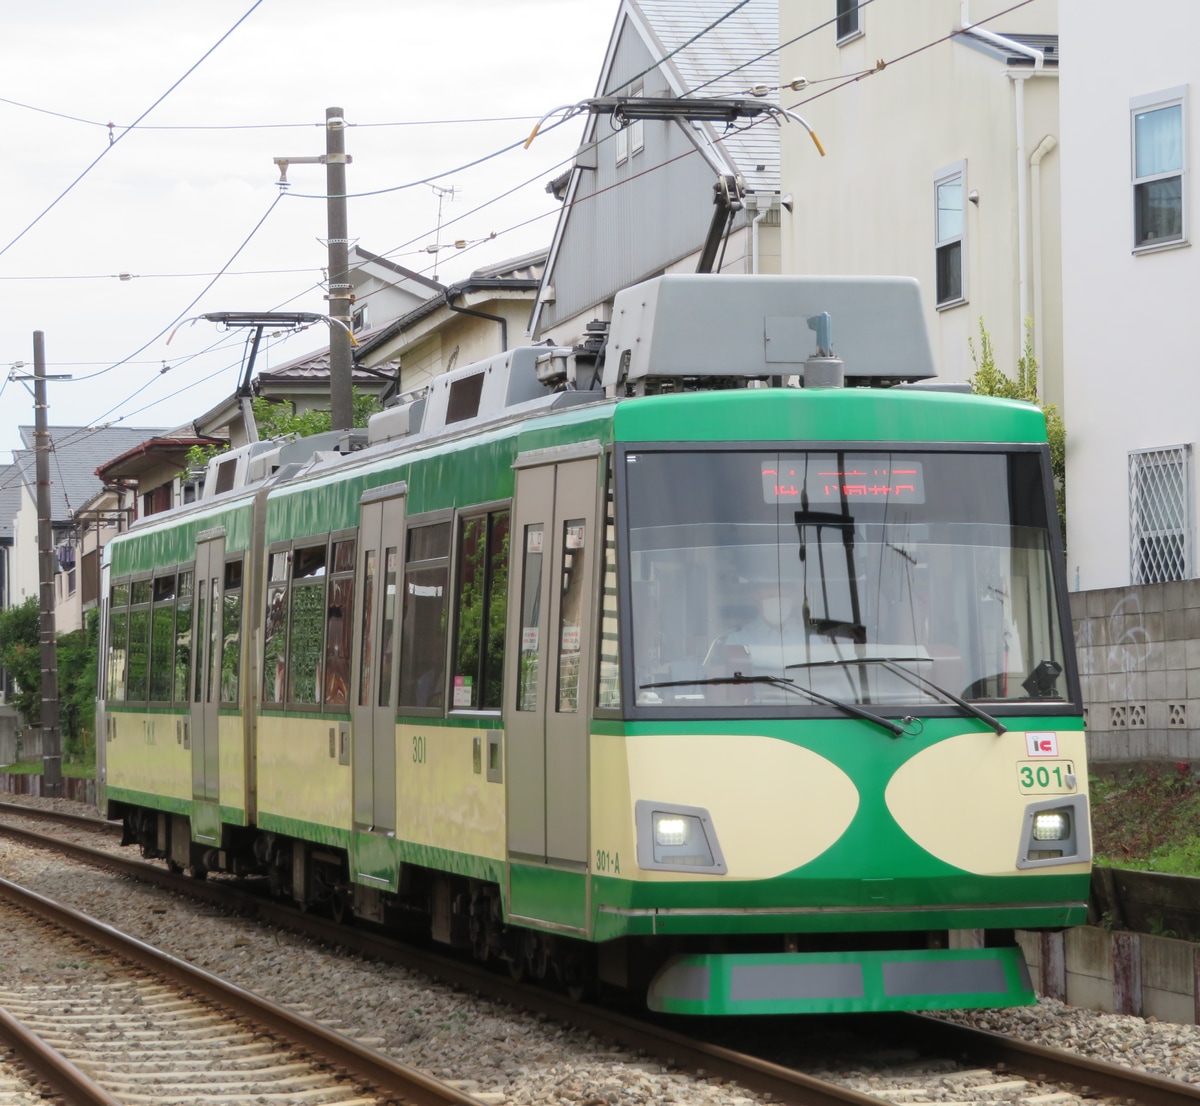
[0, 464, 22, 540]
[11, 425, 166, 523]
[254, 345, 398, 386]
[613, 0, 781, 193]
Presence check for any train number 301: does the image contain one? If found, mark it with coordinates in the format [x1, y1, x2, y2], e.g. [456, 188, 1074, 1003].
[595, 849, 620, 874]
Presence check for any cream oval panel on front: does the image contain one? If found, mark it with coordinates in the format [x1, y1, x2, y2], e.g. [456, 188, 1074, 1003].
[885, 730, 1091, 877]
[600, 733, 859, 881]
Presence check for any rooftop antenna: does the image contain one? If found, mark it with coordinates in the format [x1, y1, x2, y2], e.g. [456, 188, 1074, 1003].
[427, 183, 458, 281]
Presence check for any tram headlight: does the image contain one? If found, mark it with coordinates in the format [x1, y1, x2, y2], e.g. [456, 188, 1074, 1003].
[636, 801, 727, 874]
[1032, 810, 1070, 841]
[1016, 796, 1090, 869]
[653, 815, 689, 847]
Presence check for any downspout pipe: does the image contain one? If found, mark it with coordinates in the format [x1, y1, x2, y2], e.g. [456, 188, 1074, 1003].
[1029, 134, 1058, 395]
[1014, 74, 1030, 357]
[749, 195, 770, 274]
[959, 2, 1046, 370]
[444, 290, 507, 352]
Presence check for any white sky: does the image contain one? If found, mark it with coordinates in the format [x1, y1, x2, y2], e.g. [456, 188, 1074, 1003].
[0, 0, 617, 456]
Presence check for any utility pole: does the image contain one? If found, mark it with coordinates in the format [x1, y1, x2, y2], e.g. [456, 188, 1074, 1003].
[32, 331, 61, 797]
[274, 106, 354, 430]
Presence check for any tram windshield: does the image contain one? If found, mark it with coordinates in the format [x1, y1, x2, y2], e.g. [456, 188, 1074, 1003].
[624, 448, 1070, 713]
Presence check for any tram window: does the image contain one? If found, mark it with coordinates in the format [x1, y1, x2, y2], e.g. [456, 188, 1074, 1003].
[221, 559, 243, 704]
[108, 583, 130, 702]
[262, 550, 290, 705]
[173, 571, 193, 703]
[516, 525, 544, 712]
[332, 538, 356, 574]
[194, 580, 207, 704]
[557, 520, 586, 713]
[149, 573, 176, 703]
[126, 581, 151, 703]
[398, 522, 451, 709]
[357, 549, 377, 708]
[597, 462, 621, 710]
[288, 542, 328, 706]
[377, 548, 398, 708]
[451, 509, 510, 710]
[324, 540, 354, 708]
[205, 573, 221, 703]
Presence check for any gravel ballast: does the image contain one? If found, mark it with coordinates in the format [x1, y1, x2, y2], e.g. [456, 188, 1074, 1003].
[4, 794, 1200, 1102]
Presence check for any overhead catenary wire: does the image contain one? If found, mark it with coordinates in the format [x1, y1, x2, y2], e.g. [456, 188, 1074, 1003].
[0, 0, 266, 262]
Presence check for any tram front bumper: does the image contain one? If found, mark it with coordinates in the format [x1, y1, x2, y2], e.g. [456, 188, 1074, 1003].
[647, 946, 1035, 1015]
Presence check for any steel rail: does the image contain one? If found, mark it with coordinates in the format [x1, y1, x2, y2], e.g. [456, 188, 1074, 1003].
[895, 1013, 1200, 1106]
[0, 801, 121, 833]
[0, 1004, 123, 1106]
[0, 875, 482, 1106]
[10, 820, 1200, 1106]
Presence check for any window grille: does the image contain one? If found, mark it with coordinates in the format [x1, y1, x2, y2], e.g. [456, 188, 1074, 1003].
[1129, 445, 1192, 583]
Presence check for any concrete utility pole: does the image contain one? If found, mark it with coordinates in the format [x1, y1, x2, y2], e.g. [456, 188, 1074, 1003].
[325, 107, 353, 431]
[273, 106, 354, 430]
[32, 331, 61, 797]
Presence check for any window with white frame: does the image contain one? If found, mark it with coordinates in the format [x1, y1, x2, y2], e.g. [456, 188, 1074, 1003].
[1131, 87, 1187, 250]
[836, 0, 862, 43]
[1129, 445, 1192, 584]
[615, 85, 643, 164]
[934, 161, 966, 308]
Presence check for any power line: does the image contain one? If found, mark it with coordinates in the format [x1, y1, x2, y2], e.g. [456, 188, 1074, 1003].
[0, 96, 547, 131]
[9, 0, 1046, 464]
[0, 0, 265, 261]
[68, 190, 285, 382]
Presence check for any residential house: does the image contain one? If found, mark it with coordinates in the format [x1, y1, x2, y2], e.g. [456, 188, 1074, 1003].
[348, 246, 444, 337]
[3, 426, 165, 633]
[530, 0, 784, 346]
[1058, 0, 1200, 761]
[778, 2, 1061, 400]
[355, 250, 545, 391]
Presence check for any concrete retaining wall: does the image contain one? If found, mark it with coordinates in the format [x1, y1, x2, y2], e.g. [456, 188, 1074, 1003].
[1071, 582, 1200, 763]
[1019, 925, 1200, 1024]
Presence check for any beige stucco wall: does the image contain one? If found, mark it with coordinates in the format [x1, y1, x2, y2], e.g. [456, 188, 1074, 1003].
[779, 2, 1061, 403]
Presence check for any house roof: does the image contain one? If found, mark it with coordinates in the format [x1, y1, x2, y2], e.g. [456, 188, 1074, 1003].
[252, 343, 400, 391]
[625, 0, 782, 194]
[956, 29, 1059, 67]
[349, 246, 445, 293]
[10, 425, 167, 524]
[530, 0, 780, 337]
[96, 436, 219, 483]
[354, 250, 547, 362]
[0, 464, 23, 541]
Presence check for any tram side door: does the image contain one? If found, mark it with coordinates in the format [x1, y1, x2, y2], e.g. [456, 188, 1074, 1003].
[507, 452, 599, 868]
[191, 533, 223, 813]
[352, 486, 406, 834]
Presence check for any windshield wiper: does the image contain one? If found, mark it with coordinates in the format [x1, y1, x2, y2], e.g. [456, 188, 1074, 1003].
[639, 672, 909, 738]
[876, 659, 1006, 734]
[783, 655, 1006, 735]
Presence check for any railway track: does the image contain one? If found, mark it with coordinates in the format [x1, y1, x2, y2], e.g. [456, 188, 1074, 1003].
[5, 808, 1200, 1106]
[0, 871, 486, 1106]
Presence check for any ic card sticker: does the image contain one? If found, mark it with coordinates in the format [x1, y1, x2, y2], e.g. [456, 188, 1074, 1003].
[1025, 732, 1059, 757]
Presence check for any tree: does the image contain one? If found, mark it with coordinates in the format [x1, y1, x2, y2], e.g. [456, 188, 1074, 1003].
[968, 319, 1066, 542]
[58, 608, 98, 758]
[251, 389, 383, 440]
[0, 598, 98, 759]
[186, 389, 384, 473]
[0, 597, 41, 725]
